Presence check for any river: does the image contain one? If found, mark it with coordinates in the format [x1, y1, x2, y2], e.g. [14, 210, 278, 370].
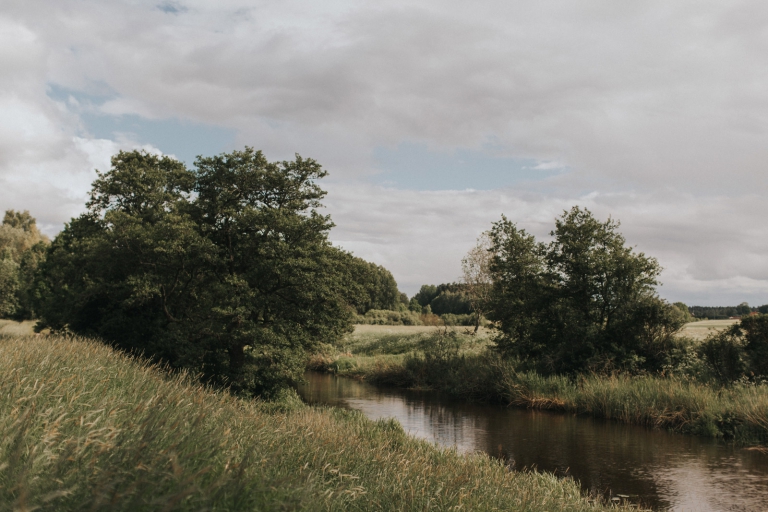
[297, 372, 768, 511]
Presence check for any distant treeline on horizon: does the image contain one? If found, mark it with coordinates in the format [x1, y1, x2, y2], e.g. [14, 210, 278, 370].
[689, 303, 768, 319]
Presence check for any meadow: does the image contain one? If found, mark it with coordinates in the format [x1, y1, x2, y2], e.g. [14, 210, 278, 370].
[0, 323, 623, 511]
[310, 322, 768, 444]
[678, 319, 739, 340]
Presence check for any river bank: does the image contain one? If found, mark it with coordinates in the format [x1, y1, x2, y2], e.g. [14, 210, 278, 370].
[299, 370, 768, 511]
[308, 325, 768, 445]
[0, 327, 620, 511]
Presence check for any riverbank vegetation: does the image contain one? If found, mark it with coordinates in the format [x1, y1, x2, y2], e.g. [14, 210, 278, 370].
[0, 329, 620, 511]
[310, 325, 768, 444]
[311, 206, 768, 444]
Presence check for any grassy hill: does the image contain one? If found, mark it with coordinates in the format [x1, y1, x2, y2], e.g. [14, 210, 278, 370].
[0, 325, 612, 511]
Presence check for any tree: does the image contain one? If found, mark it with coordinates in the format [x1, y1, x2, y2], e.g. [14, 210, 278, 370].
[672, 302, 693, 323]
[486, 216, 549, 365]
[37, 148, 354, 395]
[461, 232, 493, 332]
[488, 207, 683, 374]
[344, 257, 401, 314]
[0, 210, 49, 319]
[414, 285, 438, 307]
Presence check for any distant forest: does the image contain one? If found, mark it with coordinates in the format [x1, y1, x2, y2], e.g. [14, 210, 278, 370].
[689, 303, 768, 319]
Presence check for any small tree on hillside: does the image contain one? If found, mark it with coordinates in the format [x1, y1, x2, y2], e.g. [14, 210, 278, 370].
[461, 232, 493, 332]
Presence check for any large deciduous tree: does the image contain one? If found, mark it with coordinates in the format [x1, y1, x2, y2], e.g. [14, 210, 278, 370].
[36, 148, 355, 395]
[488, 207, 683, 374]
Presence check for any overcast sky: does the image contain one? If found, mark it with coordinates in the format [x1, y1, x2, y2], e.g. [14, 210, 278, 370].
[2, 0, 767, 304]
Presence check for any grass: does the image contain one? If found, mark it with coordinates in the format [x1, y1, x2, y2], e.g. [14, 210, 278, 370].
[0, 319, 35, 337]
[0, 331, 621, 511]
[311, 324, 768, 445]
[679, 319, 739, 340]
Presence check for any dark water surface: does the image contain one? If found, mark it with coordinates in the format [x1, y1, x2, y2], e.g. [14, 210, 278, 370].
[297, 372, 768, 511]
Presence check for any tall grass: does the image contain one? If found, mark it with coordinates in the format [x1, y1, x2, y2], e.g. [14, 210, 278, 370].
[314, 329, 768, 444]
[0, 333, 615, 511]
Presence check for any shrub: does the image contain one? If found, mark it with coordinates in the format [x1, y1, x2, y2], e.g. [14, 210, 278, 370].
[698, 330, 747, 384]
[356, 309, 423, 325]
[699, 315, 768, 383]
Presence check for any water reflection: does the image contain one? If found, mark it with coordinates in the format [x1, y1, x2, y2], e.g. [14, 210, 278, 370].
[297, 372, 768, 511]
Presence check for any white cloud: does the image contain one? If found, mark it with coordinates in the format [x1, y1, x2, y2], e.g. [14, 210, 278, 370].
[325, 183, 768, 305]
[1, 1, 767, 304]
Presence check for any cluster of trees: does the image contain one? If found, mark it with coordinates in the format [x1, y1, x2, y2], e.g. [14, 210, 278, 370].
[411, 283, 472, 316]
[346, 257, 402, 314]
[485, 207, 685, 374]
[0, 210, 48, 319]
[31, 149, 402, 395]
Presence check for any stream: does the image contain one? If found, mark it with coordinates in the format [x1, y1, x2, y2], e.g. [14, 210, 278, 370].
[297, 371, 768, 511]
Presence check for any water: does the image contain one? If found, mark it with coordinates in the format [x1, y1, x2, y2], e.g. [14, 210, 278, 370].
[297, 372, 768, 511]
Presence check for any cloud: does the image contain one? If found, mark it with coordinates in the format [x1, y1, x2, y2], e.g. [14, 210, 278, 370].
[325, 183, 768, 305]
[1, 1, 767, 304]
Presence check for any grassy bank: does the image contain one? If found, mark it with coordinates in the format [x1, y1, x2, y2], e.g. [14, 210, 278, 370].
[0, 329, 617, 511]
[310, 325, 768, 445]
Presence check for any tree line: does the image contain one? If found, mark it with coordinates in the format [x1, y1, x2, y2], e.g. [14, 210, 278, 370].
[6, 147, 766, 396]
[689, 303, 768, 319]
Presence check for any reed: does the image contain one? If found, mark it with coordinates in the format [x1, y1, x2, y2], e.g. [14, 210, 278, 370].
[0, 333, 616, 511]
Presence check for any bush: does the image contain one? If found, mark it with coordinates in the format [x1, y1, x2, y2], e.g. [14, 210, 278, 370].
[440, 313, 476, 326]
[356, 309, 423, 325]
[698, 330, 747, 384]
[699, 315, 768, 383]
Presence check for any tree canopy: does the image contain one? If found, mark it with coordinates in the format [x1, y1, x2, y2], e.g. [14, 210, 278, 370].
[487, 207, 683, 374]
[0, 210, 48, 319]
[36, 149, 360, 395]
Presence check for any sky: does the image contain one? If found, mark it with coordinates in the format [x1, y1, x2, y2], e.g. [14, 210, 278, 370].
[1, 0, 767, 304]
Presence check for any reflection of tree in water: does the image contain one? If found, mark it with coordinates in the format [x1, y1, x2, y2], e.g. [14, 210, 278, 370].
[400, 393, 490, 452]
[299, 372, 768, 511]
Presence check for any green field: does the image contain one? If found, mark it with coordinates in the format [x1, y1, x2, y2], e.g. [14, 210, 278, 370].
[0, 330, 623, 511]
[353, 319, 734, 340]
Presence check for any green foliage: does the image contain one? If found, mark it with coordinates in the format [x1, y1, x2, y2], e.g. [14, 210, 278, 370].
[698, 330, 747, 384]
[0, 210, 49, 319]
[0, 259, 19, 317]
[413, 284, 438, 307]
[412, 283, 472, 316]
[36, 149, 355, 396]
[356, 309, 423, 326]
[429, 290, 472, 315]
[344, 257, 401, 314]
[314, 327, 768, 444]
[672, 302, 693, 323]
[699, 314, 768, 383]
[488, 207, 683, 375]
[440, 313, 477, 326]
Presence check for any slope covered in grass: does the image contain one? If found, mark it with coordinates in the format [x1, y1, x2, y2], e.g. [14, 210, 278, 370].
[0, 333, 612, 511]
